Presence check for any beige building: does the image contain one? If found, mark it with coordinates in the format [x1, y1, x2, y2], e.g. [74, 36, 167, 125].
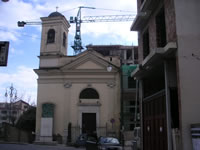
[34, 12, 122, 143]
[0, 100, 30, 125]
[131, 0, 200, 150]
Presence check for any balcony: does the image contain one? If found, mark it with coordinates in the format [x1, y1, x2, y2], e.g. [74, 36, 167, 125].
[130, 0, 161, 31]
[130, 11, 150, 31]
[131, 42, 177, 79]
[140, 0, 160, 12]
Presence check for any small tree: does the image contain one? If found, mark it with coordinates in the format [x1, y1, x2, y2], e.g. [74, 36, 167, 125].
[16, 106, 36, 132]
[67, 122, 72, 144]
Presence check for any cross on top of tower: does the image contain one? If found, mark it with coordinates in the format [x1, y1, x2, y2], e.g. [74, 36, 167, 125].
[56, 6, 59, 12]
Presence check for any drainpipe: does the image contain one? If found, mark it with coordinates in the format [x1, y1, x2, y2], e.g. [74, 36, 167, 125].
[134, 79, 139, 127]
[120, 62, 124, 146]
[164, 61, 172, 150]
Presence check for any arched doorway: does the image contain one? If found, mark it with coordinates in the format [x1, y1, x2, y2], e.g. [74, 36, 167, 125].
[79, 88, 99, 135]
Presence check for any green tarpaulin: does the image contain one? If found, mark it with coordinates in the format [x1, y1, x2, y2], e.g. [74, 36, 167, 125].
[122, 65, 137, 76]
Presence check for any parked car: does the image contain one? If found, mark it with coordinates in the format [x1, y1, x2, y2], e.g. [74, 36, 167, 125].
[75, 133, 97, 147]
[97, 137, 123, 150]
[75, 134, 88, 147]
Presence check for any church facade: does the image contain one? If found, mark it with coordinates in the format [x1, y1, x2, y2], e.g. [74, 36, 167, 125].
[34, 12, 121, 143]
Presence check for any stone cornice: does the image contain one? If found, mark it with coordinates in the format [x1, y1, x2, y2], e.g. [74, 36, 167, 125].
[34, 68, 119, 76]
[37, 78, 116, 84]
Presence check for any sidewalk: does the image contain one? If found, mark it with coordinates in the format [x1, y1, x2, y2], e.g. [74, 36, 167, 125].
[124, 140, 134, 150]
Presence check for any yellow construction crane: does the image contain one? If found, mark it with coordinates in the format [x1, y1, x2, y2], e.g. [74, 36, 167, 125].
[18, 6, 136, 54]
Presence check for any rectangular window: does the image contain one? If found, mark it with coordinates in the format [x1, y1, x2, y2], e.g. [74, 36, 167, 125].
[130, 107, 135, 113]
[126, 50, 132, 60]
[2, 116, 7, 120]
[130, 124, 135, 130]
[130, 117, 134, 122]
[156, 7, 167, 47]
[129, 101, 135, 106]
[143, 29, 150, 59]
[1, 110, 7, 114]
[128, 77, 136, 88]
[134, 48, 138, 64]
[12, 111, 17, 114]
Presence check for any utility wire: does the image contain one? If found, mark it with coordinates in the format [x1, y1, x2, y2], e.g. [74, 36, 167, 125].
[61, 7, 78, 13]
[17, 6, 135, 23]
[18, 7, 78, 22]
[94, 7, 136, 13]
[0, 28, 41, 40]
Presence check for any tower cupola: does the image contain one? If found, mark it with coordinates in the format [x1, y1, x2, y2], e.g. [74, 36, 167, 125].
[40, 11, 70, 56]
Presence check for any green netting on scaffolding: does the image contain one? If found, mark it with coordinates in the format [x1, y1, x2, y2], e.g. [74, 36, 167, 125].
[121, 65, 138, 76]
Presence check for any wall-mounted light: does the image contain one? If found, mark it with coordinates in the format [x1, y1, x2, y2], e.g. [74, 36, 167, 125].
[107, 65, 112, 72]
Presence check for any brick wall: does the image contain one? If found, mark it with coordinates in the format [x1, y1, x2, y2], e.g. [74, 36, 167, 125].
[137, 0, 141, 12]
[137, 0, 177, 63]
[138, 34, 144, 63]
[164, 0, 177, 42]
[148, 17, 157, 51]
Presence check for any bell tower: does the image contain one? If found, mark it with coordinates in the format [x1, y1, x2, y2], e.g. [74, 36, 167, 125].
[40, 12, 70, 56]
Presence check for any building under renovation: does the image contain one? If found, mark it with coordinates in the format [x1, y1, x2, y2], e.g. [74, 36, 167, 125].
[86, 45, 140, 132]
[131, 0, 200, 150]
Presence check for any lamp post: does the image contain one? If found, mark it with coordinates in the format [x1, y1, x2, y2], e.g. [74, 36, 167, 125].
[5, 84, 17, 125]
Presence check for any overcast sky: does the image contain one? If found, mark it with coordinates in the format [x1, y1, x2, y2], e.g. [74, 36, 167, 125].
[0, 0, 138, 104]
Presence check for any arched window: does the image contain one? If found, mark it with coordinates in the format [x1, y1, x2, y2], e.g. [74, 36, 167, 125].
[47, 29, 55, 43]
[63, 32, 66, 47]
[79, 88, 99, 99]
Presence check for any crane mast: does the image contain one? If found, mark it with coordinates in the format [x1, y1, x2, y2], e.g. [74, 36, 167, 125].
[70, 6, 96, 54]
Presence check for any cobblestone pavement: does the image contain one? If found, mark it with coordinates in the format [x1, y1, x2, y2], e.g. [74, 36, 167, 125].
[0, 143, 85, 150]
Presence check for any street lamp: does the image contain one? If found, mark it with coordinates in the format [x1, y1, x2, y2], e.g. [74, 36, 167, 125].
[5, 84, 17, 125]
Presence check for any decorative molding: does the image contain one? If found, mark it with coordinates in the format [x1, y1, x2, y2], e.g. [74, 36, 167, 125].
[38, 78, 116, 84]
[107, 82, 116, 88]
[63, 82, 72, 88]
[77, 103, 101, 106]
[87, 84, 92, 87]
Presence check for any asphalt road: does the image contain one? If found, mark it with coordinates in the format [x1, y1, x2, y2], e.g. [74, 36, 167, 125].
[0, 144, 85, 150]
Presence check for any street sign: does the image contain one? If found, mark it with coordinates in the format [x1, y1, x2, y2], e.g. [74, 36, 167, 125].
[0, 41, 9, 66]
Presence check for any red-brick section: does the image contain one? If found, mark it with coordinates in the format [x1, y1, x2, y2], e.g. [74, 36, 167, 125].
[164, 0, 177, 43]
[137, 0, 142, 12]
[138, 34, 144, 63]
[136, 0, 177, 63]
[149, 17, 157, 51]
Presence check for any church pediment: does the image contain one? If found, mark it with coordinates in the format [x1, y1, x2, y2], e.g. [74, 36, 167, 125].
[61, 50, 119, 72]
[75, 60, 105, 70]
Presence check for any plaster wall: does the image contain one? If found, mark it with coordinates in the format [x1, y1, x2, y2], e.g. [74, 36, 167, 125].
[68, 83, 120, 128]
[40, 18, 69, 56]
[40, 57, 60, 68]
[174, 0, 200, 149]
[36, 70, 121, 142]
[36, 83, 67, 137]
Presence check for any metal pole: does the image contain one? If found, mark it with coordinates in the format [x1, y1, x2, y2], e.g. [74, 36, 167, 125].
[134, 80, 139, 127]
[5, 84, 17, 125]
[120, 60, 124, 146]
[164, 61, 172, 150]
